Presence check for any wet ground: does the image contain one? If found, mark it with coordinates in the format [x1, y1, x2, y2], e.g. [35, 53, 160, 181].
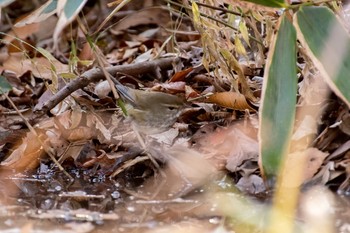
[0, 164, 349, 233]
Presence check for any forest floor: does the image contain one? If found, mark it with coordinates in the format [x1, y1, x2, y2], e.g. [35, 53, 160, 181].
[0, 1, 349, 232]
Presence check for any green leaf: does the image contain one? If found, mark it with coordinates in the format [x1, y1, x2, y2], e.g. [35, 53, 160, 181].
[240, 0, 287, 8]
[14, 0, 57, 26]
[53, 0, 87, 48]
[295, 6, 350, 107]
[259, 15, 297, 178]
[61, 0, 87, 20]
[0, 76, 12, 94]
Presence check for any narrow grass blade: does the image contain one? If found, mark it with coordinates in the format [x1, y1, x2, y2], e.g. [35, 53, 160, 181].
[239, 0, 286, 8]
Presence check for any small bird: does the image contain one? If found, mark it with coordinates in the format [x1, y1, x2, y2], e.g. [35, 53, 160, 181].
[114, 79, 184, 135]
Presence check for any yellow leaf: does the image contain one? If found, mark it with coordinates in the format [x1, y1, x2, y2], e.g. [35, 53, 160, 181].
[60, 72, 77, 79]
[192, 2, 201, 24]
[234, 36, 247, 56]
[239, 21, 250, 47]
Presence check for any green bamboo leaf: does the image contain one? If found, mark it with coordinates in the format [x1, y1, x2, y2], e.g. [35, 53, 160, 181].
[259, 15, 297, 178]
[295, 6, 350, 107]
[14, 0, 57, 27]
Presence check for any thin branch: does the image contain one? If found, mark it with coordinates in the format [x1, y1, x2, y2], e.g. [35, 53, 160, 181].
[36, 57, 180, 116]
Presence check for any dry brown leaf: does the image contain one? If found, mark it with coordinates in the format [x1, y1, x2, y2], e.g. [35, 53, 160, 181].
[70, 110, 83, 129]
[303, 148, 328, 181]
[3, 16, 57, 53]
[1, 131, 46, 171]
[225, 128, 259, 172]
[206, 91, 255, 111]
[4, 17, 57, 43]
[78, 42, 95, 62]
[59, 142, 86, 162]
[55, 110, 77, 130]
[292, 115, 318, 141]
[1, 109, 121, 172]
[298, 73, 330, 105]
[7, 38, 35, 54]
[3, 53, 69, 80]
[169, 67, 194, 82]
[282, 148, 328, 187]
[3, 23, 40, 44]
[327, 140, 350, 161]
[192, 118, 258, 171]
[88, 113, 112, 143]
[111, 7, 171, 32]
[66, 127, 93, 142]
[140, 145, 218, 199]
[339, 113, 350, 136]
[152, 81, 186, 93]
[185, 85, 200, 99]
[148, 128, 179, 145]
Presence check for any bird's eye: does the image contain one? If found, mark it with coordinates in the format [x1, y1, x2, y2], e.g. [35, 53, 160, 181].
[167, 107, 176, 110]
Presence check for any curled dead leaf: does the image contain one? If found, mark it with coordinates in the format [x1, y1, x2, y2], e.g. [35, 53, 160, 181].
[206, 91, 255, 111]
[1, 131, 46, 172]
[169, 67, 194, 82]
[191, 117, 259, 171]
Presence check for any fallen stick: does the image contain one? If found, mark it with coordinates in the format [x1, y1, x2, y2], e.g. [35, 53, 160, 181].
[36, 56, 180, 115]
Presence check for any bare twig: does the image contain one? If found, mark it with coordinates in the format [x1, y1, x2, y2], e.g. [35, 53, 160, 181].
[36, 57, 180, 116]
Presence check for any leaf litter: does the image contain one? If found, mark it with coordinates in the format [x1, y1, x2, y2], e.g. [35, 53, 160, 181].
[0, 1, 349, 232]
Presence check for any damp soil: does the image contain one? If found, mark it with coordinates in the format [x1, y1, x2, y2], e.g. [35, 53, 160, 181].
[0, 162, 349, 233]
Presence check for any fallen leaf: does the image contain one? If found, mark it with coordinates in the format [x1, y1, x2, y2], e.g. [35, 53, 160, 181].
[152, 81, 186, 93]
[148, 128, 179, 145]
[327, 140, 350, 161]
[1, 131, 46, 172]
[169, 67, 194, 82]
[185, 85, 200, 99]
[3, 53, 69, 80]
[140, 145, 218, 199]
[292, 115, 318, 141]
[192, 117, 259, 171]
[112, 7, 171, 32]
[282, 147, 328, 187]
[206, 92, 255, 111]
